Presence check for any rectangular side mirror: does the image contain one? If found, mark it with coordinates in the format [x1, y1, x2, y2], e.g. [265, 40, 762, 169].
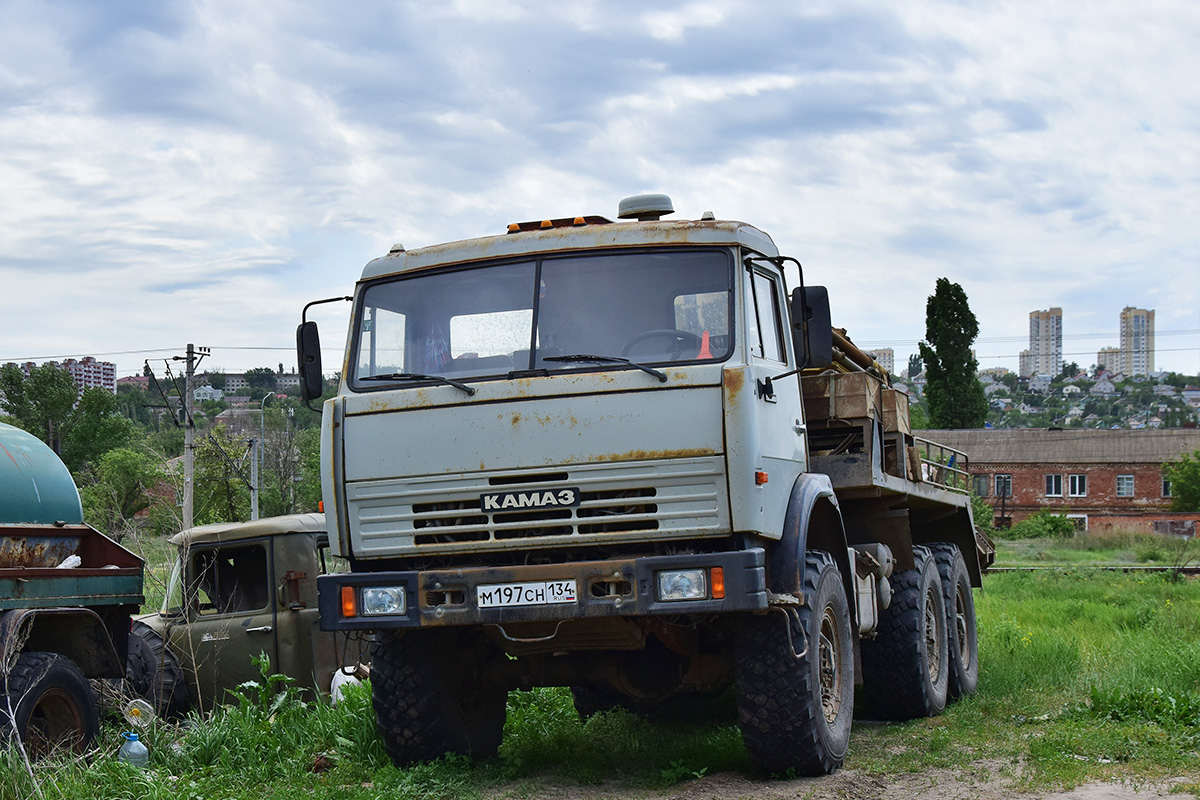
[296, 321, 324, 402]
[791, 286, 832, 370]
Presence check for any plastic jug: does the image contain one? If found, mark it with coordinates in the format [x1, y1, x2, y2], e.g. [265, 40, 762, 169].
[118, 732, 149, 767]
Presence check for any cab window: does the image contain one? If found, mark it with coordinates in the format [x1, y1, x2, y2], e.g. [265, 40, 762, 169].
[191, 544, 270, 615]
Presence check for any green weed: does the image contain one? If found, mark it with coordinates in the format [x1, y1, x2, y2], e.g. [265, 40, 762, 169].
[3, 570, 1200, 797]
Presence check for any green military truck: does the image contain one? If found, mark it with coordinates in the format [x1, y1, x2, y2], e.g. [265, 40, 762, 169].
[299, 194, 993, 774]
[1, 421, 144, 755]
[127, 513, 367, 715]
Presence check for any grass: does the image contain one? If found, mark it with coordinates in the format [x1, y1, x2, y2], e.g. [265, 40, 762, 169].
[4, 554, 1200, 798]
[993, 530, 1200, 570]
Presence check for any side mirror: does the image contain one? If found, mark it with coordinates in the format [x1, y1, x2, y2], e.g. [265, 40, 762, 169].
[297, 321, 323, 403]
[791, 286, 832, 370]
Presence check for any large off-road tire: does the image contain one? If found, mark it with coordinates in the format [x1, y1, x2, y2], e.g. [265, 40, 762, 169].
[860, 545, 949, 720]
[371, 629, 507, 766]
[126, 620, 190, 718]
[735, 551, 854, 775]
[929, 542, 979, 700]
[1, 651, 99, 756]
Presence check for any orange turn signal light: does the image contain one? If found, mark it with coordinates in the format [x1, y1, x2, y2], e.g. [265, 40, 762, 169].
[340, 586, 357, 618]
[710, 567, 725, 599]
[755, 470, 768, 485]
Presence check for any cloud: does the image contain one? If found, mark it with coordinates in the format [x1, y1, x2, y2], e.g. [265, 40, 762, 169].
[0, 0, 1197, 377]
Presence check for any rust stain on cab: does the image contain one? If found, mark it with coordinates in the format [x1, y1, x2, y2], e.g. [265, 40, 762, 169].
[723, 369, 744, 396]
[592, 448, 715, 462]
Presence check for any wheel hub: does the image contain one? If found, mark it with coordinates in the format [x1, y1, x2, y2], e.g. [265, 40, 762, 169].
[924, 586, 942, 684]
[818, 606, 842, 723]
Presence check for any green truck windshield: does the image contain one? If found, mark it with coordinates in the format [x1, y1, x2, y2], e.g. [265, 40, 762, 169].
[350, 249, 733, 388]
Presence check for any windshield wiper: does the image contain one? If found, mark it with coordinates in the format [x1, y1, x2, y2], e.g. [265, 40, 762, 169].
[359, 372, 476, 396]
[543, 354, 667, 383]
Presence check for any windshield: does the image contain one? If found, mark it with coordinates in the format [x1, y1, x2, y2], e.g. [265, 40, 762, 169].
[160, 556, 184, 615]
[350, 249, 733, 387]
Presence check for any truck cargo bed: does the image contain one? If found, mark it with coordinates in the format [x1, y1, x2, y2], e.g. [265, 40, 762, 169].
[0, 525, 144, 610]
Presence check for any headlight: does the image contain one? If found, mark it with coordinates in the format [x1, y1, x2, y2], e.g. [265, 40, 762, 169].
[361, 586, 406, 616]
[656, 569, 707, 601]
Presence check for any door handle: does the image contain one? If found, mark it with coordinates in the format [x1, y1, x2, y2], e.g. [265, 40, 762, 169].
[246, 626, 273, 633]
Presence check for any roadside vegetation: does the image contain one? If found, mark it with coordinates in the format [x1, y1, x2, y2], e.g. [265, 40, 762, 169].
[3, 562, 1199, 799]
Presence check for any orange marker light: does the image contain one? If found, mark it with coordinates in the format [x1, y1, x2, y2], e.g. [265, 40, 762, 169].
[710, 567, 725, 599]
[755, 470, 768, 485]
[318, 500, 324, 513]
[340, 586, 357, 618]
[540, 219, 553, 229]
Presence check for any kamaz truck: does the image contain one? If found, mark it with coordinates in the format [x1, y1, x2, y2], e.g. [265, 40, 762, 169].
[299, 194, 992, 775]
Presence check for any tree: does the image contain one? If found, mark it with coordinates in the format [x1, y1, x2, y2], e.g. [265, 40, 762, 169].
[60, 387, 136, 473]
[243, 367, 277, 390]
[906, 354, 923, 380]
[78, 447, 166, 539]
[202, 370, 227, 390]
[0, 363, 78, 451]
[1164, 451, 1200, 512]
[917, 278, 987, 429]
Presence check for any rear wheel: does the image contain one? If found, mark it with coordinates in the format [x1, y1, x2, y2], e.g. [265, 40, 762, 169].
[735, 551, 854, 775]
[860, 545, 949, 720]
[929, 542, 979, 699]
[1, 652, 99, 756]
[371, 629, 507, 766]
[126, 621, 190, 717]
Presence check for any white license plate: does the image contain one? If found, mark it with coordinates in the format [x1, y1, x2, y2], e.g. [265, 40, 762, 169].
[476, 580, 578, 609]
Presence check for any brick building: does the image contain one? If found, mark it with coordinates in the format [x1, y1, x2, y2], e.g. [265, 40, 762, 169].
[926, 428, 1200, 533]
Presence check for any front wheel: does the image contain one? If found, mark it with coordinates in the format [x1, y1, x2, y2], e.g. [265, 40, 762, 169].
[735, 551, 854, 775]
[371, 629, 507, 766]
[126, 621, 190, 717]
[1, 652, 99, 756]
[859, 545, 949, 720]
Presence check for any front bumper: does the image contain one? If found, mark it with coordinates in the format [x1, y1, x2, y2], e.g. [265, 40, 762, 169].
[317, 548, 766, 631]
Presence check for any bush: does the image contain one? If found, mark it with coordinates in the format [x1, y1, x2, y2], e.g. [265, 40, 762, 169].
[997, 510, 1076, 540]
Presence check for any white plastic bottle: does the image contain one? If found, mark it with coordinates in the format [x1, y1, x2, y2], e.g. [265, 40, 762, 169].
[118, 732, 149, 767]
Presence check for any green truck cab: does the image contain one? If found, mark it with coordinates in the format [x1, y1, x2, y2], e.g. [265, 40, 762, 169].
[128, 513, 366, 715]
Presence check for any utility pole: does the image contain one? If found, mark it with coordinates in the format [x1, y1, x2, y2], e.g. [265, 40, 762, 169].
[178, 343, 208, 531]
[250, 437, 259, 521]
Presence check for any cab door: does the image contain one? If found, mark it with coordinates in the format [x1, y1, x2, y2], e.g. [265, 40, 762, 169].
[743, 265, 806, 528]
[166, 538, 278, 711]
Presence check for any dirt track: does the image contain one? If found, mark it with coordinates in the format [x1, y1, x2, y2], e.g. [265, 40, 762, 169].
[489, 761, 1195, 800]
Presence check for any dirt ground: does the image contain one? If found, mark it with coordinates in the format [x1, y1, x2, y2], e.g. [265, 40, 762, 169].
[490, 761, 1197, 800]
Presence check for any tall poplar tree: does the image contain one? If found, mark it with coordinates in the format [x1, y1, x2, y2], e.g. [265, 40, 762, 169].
[917, 278, 987, 429]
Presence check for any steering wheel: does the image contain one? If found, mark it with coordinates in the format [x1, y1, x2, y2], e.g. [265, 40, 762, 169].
[621, 329, 703, 359]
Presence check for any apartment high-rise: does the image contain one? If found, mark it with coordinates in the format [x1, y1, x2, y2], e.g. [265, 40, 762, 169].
[1096, 346, 1123, 374]
[1026, 307, 1063, 377]
[866, 348, 894, 375]
[1119, 307, 1155, 376]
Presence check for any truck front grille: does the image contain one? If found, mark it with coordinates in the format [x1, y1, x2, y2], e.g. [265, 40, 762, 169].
[348, 457, 728, 556]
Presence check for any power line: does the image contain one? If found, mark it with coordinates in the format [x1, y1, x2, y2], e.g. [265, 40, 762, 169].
[859, 328, 1200, 348]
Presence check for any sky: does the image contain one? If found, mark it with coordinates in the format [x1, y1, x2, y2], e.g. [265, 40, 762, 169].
[2, 0, 1198, 381]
